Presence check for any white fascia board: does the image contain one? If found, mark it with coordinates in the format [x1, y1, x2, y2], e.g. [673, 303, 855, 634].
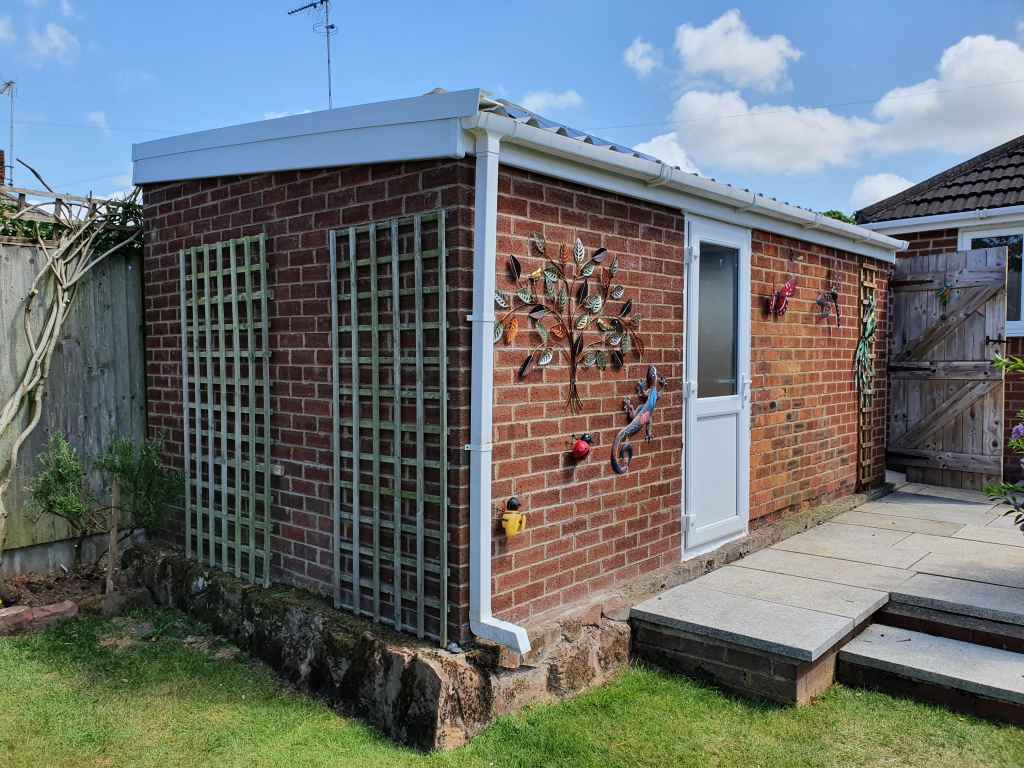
[463, 113, 903, 263]
[861, 205, 1024, 235]
[132, 89, 481, 184]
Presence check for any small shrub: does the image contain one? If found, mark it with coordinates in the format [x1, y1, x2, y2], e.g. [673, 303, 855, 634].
[28, 433, 99, 535]
[96, 437, 182, 530]
[984, 355, 1024, 534]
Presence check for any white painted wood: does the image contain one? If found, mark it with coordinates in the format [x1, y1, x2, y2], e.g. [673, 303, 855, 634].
[683, 216, 751, 556]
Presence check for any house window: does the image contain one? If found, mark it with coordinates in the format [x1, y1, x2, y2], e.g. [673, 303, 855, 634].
[960, 227, 1024, 334]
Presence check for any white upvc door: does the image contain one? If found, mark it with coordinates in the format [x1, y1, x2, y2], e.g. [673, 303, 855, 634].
[683, 216, 752, 557]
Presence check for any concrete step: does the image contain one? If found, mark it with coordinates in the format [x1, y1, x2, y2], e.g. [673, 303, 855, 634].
[630, 571, 876, 705]
[891, 573, 1024, 626]
[837, 624, 1024, 725]
[880, 573, 1024, 652]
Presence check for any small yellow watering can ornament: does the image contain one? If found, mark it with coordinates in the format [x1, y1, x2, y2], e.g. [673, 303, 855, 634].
[500, 496, 527, 538]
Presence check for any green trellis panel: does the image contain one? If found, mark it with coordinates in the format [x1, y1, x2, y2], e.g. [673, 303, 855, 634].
[178, 234, 272, 586]
[330, 211, 450, 646]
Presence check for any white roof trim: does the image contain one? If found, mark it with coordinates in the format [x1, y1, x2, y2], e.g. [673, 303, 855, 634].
[132, 89, 480, 184]
[861, 204, 1024, 235]
[464, 112, 903, 262]
[131, 88, 903, 262]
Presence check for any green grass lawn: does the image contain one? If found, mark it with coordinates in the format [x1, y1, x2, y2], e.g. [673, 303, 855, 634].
[1, 610, 1023, 768]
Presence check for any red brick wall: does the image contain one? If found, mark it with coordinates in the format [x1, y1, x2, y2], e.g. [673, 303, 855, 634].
[487, 168, 889, 625]
[490, 167, 685, 624]
[749, 232, 889, 525]
[894, 228, 959, 258]
[141, 159, 477, 640]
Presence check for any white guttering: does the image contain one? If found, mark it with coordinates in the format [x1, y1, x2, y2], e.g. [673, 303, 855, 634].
[462, 112, 905, 263]
[467, 127, 531, 655]
[860, 204, 1024, 235]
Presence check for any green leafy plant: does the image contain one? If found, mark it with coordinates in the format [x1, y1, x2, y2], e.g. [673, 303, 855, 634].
[822, 209, 856, 224]
[27, 433, 101, 563]
[984, 354, 1024, 534]
[96, 437, 182, 531]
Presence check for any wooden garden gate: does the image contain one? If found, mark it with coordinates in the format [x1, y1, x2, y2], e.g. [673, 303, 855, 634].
[888, 247, 1007, 489]
[179, 235, 272, 585]
[329, 211, 450, 646]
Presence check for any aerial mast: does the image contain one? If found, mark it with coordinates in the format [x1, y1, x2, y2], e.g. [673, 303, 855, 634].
[0, 80, 13, 185]
[286, 0, 336, 110]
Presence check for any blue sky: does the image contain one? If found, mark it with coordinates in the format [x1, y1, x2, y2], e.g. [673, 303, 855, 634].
[1, 1, 1023, 214]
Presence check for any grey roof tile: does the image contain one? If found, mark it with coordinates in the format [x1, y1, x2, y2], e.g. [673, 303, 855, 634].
[857, 134, 1024, 223]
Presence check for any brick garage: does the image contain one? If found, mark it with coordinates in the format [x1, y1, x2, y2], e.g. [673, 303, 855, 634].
[133, 88, 900, 649]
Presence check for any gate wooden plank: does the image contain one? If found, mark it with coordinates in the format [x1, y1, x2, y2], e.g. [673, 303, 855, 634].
[887, 448, 1002, 474]
[889, 362, 998, 380]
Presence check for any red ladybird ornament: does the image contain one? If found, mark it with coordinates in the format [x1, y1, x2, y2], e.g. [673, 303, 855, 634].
[570, 433, 594, 461]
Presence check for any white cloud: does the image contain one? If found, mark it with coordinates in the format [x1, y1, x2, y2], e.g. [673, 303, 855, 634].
[110, 173, 132, 188]
[675, 9, 802, 93]
[0, 17, 14, 44]
[670, 90, 877, 175]
[60, 0, 74, 17]
[850, 173, 913, 211]
[639, 32, 1024, 177]
[520, 89, 583, 113]
[28, 22, 79, 63]
[633, 132, 699, 173]
[871, 34, 1024, 155]
[86, 110, 109, 131]
[623, 37, 660, 78]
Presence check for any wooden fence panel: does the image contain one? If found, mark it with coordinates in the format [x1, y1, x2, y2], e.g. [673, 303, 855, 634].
[0, 240, 145, 550]
[888, 247, 1006, 489]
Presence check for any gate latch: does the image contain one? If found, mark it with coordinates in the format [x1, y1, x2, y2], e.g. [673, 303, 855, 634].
[986, 335, 1007, 345]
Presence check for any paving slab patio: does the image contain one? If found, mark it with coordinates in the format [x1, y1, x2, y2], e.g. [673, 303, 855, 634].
[633, 481, 1023, 669]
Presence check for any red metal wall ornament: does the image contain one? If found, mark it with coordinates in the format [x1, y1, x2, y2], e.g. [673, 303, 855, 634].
[494, 233, 647, 414]
[768, 276, 797, 317]
[570, 433, 593, 461]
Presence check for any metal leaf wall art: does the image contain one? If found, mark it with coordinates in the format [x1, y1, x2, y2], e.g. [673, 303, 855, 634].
[494, 234, 646, 413]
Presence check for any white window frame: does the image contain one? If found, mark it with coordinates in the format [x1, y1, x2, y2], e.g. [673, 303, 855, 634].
[959, 222, 1024, 336]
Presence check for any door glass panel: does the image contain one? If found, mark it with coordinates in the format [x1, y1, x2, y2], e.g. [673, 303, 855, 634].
[971, 234, 1023, 321]
[697, 241, 738, 397]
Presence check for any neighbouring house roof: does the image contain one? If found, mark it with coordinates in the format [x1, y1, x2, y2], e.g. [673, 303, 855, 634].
[856, 133, 1024, 225]
[132, 88, 904, 262]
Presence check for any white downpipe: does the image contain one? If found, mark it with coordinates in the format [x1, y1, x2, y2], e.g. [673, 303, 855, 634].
[467, 128, 531, 655]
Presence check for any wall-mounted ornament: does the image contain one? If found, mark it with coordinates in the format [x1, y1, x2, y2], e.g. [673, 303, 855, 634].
[768, 276, 797, 317]
[569, 432, 593, 461]
[500, 496, 526, 538]
[611, 365, 666, 475]
[936, 275, 954, 308]
[854, 293, 877, 411]
[815, 273, 841, 333]
[494, 233, 646, 413]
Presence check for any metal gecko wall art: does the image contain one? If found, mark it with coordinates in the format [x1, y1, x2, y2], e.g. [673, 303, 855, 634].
[494, 233, 646, 414]
[611, 365, 666, 474]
